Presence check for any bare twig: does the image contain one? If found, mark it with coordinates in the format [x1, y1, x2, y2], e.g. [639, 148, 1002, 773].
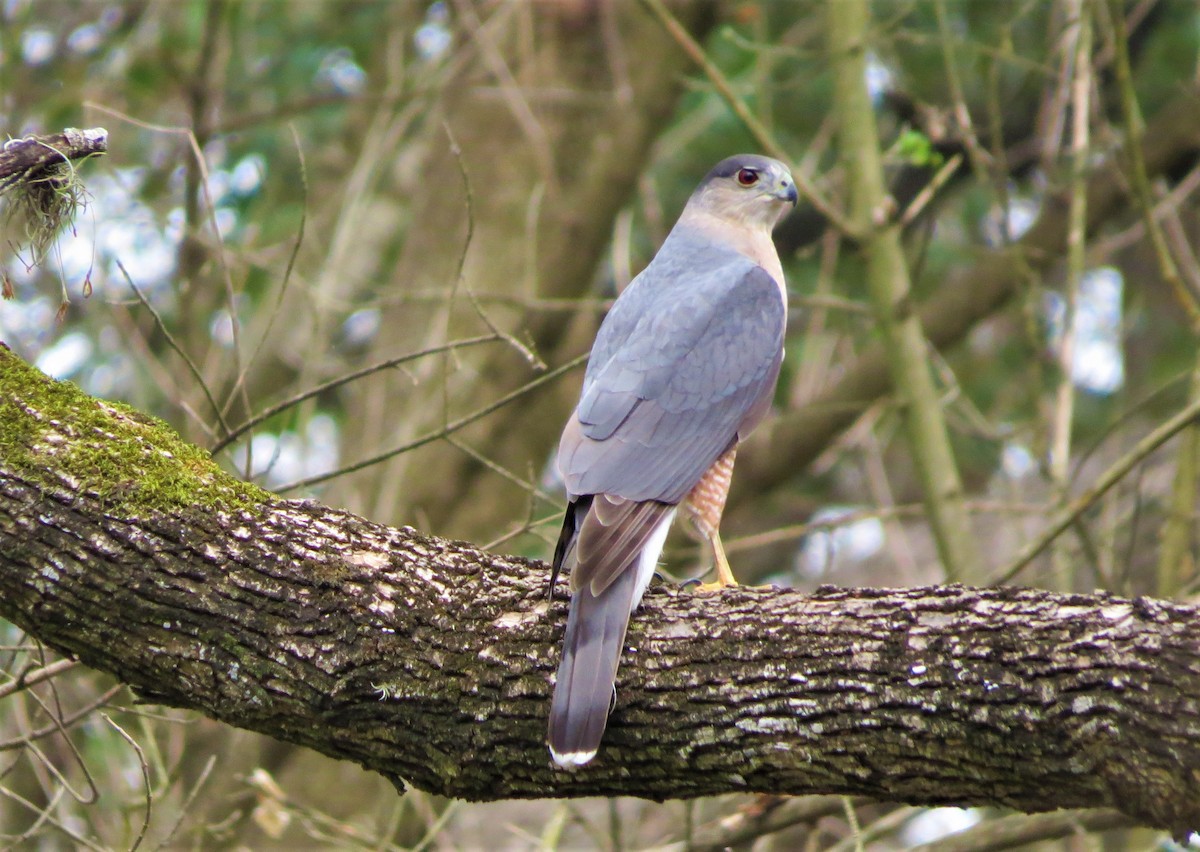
[116, 260, 231, 437]
[0, 685, 123, 751]
[100, 714, 153, 852]
[0, 658, 77, 700]
[222, 123, 310, 421]
[681, 796, 857, 852]
[278, 352, 587, 492]
[151, 754, 216, 852]
[639, 0, 859, 238]
[210, 335, 501, 454]
[912, 807, 1132, 852]
[1101, 0, 1200, 597]
[0, 785, 105, 851]
[85, 102, 245, 423]
[445, 434, 555, 505]
[1102, 1, 1197, 325]
[899, 153, 964, 226]
[1047, 0, 1093, 586]
[828, 805, 919, 852]
[993, 393, 1200, 583]
[451, 0, 556, 193]
[443, 121, 544, 369]
[932, 0, 994, 184]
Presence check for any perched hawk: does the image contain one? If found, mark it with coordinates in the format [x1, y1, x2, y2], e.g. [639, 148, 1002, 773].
[548, 155, 796, 767]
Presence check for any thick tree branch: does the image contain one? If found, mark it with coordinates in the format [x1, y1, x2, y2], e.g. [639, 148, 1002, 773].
[1, 346, 1198, 835]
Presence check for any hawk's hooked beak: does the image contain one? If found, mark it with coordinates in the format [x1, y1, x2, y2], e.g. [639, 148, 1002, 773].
[774, 176, 798, 206]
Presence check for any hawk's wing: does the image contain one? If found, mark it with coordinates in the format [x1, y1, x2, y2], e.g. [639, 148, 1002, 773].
[556, 254, 785, 595]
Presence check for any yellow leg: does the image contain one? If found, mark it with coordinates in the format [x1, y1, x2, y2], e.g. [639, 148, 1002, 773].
[695, 530, 738, 592]
[712, 530, 738, 587]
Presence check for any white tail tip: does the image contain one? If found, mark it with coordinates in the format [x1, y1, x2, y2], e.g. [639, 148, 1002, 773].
[550, 747, 597, 769]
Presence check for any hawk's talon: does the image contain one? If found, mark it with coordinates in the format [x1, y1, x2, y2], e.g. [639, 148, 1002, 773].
[688, 532, 773, 591]
[691, 578, 778, 593]
[685, 532, 741, 592]
[693, 578, 738, 593]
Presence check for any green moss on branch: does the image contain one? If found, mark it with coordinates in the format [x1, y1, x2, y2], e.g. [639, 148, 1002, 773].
[0, 344, 267, 514]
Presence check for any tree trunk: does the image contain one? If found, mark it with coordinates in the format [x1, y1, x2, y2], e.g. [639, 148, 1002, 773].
[1, 345, 1198, 836]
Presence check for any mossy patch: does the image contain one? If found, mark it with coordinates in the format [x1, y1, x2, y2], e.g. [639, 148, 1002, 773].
[0, 344, 269, 515]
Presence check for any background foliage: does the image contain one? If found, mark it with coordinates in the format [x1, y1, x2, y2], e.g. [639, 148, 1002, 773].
[2, 0, 1198, 848]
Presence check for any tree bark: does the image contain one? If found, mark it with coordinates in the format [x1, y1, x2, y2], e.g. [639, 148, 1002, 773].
[0, 128, 108, 191]
[1, 346, 1198, 835]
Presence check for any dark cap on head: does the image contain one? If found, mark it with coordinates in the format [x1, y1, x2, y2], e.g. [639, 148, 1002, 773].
[685, 154, 797, 223]
[702, 154, 782, 184]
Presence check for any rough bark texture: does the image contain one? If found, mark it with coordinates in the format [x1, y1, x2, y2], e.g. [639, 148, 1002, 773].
[0, 128, 108, 192]
[1, 347, 1199, 835]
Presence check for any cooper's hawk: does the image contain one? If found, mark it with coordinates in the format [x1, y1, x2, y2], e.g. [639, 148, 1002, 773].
[548, 154, 796, 767]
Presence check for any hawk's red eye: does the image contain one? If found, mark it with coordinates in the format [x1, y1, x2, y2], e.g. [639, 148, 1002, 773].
[736, 168, 758, 186]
